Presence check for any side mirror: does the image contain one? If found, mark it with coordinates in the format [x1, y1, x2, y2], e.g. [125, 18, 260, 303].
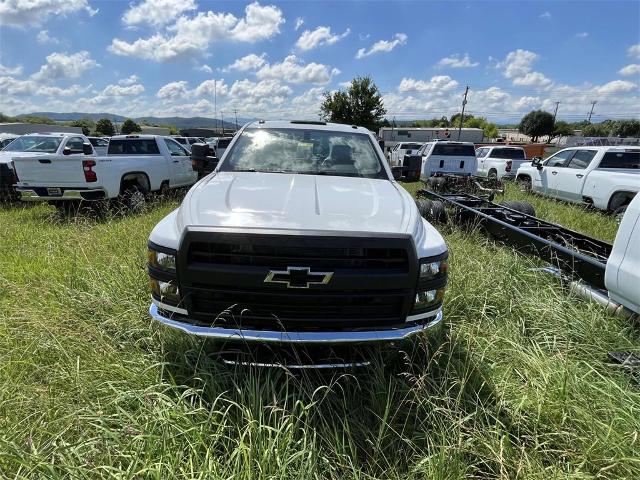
[62, 147, 71, 155]
[531, 157, 543, 170]
[83, 143, 93, 155]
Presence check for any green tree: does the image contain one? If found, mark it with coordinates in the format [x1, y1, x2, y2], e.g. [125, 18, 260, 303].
[19, 115, 55, 125]
[320, 76, 386, 131]
[71, 118, 95, 136]
[550, 120, 574, 140]
[121, 118, 142, 135]
[610, 119, 640, 138]
[95, 118, 116, 136]
[582, 123, 609, 137]
[518, 110, 555, 142]
[0, 112, 17, 122]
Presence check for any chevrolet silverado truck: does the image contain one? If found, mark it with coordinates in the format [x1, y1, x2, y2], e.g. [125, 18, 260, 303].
[1, 132, 96, 201]
[475, 145, 527, 180]
[14, 134, 197, 212]
[147, 121, 448, 366]
[516, 146, 639, 215]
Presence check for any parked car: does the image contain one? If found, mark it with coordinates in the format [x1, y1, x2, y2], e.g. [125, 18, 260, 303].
[1, 132, 96, 201]
[475, 146, 527, 180]
[147, 120, 448, 367]
[13, 134, 197, 212]
[87, 136, 110, 156]
[516, 146, 640, 214]
[389, 142, 424, 167]
[173, 137, 205, 152]
[0, 133, 18, 149]
[419, 141, 478, 180]
[205, 136, 233, 158]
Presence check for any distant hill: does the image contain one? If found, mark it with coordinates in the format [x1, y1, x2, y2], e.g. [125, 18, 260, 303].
[23, 112, 251, 129]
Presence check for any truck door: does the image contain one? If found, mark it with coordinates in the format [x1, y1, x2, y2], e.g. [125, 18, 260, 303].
[553, 149, 597, 202]
[163, 138, 194, 186]
[476, 147, 488, 175]
[539, 149, 575, 197]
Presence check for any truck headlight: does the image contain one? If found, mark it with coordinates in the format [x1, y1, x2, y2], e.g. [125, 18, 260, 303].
[414, 288, 446, 310]
[419, 258, 448, 280]
[150, 279, 181, 305]
[148, 247, 176, 272]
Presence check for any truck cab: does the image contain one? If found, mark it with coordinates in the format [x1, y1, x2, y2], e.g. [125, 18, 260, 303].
[475, 146, 527, 180]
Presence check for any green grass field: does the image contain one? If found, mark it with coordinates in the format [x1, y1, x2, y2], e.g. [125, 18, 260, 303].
[0, 184, 638, 479]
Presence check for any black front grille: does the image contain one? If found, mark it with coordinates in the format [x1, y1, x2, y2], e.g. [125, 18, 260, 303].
[176, 228, 419, 331]
[188, 242, 409, 270]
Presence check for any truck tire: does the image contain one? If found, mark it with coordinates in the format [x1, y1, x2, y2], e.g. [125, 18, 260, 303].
[488, 169, 498, 179]
[120, 185, 146, 213]
[500, 200, 536, 217]
[415, 199, 448, 224]
[517, 176, 532, 192]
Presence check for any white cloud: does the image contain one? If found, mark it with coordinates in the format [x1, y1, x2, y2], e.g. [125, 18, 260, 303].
[0, 0, 97, 27]
[498, 49, 553, 89]
[398, 75, 459, 94]
[194, 79, 228, 97]
[118, 74, 140, 86]
[109, 2, 284, 62]
[257, 55, 339, 84]
[0, 76, 88, 97]
[0, 63, 23, 76]
[539, 11, 551, 19]
[156, 80, 190, 100]
[595, 80, 637, 95]
[619, 64, 640, 76]
[197, 65, 213, 73]
[356, 33, 407, 59]
[437, 53, 478, 68]
[575, 32, 589, 39]
[295, 26, 350, 51]
[229, 79, 292, 106]
[628, 44, 640, 59]
[88, 82, 145, 104]
[222, 53, 267, 72]
[36, 30, 59, 44]
[294, 17, 304, 31]
[122, 0, 196, 27]
[31, 51, 99, 82]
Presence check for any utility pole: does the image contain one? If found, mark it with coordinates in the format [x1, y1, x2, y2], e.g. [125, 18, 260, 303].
[552, 101, 560, 122]
[213, 79, 217, 135]
[221, 111, 224, 135]
[457, 86, 469, 141]
[587, 101, 597, 123]
[234, 108, 238, 131]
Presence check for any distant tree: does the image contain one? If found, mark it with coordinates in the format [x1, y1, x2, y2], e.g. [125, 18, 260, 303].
[0, 112, 17, 122]
[582, 122, 609, 137]
[95, 118, 115, 136]
[550, 120, 574, 140]
[518, 110, 555, 142]
[19, 115, 55, 125]
[320, 76, 386, 131]
[121, 118, 142, 134]
[71, 118, 95, 136]
[450, 113, 474, 126]
[610, 119, 640, 138]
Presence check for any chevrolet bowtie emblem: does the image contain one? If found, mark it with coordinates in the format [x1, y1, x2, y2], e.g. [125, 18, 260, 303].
[264, 266, 334, 289]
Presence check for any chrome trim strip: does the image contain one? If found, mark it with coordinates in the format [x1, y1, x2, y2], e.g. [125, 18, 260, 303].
[17, 188, 105, 201]
[406, 310, 439, 322]
[150, 303, 443, 344]
[221, 359, 372, 369]
[152, 298, 188, 315]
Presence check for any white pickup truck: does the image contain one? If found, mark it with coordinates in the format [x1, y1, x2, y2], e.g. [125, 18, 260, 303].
[14, 134, 198, 212]
[147, 120, 448, 367]
[419, 141, 478, 179]
[389, 142, 424, 166]
[475, 145, 527, 180]
[516, 146, 640, 214]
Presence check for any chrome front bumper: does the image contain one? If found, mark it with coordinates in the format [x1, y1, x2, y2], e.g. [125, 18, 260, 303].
[149, 302, 443, 344]
[17, 188, 105, 201]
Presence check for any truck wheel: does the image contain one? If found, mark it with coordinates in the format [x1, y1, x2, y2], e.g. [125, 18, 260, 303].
[488, 169, 498, 179]
[120, 185, 146, 213]
[415, 199, 448, 224]
[518, 176, 532, 192]
[416, 199, 433, 219]
[431, 200, 448, 224]
[500, 201, 536, 217]
[613, 205, 627, 223]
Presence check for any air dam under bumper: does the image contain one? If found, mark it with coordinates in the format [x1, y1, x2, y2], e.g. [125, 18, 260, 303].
[150, 303, 443, 344]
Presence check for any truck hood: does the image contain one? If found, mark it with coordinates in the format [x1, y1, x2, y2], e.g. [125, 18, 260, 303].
[0, 151, 49, 164]
[177, 172, 414, 234]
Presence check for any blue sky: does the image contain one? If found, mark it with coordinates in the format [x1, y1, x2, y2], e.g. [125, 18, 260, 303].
[0, 0, 639, 123]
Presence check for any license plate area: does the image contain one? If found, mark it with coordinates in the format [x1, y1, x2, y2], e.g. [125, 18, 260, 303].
[47, 187, 62, 196]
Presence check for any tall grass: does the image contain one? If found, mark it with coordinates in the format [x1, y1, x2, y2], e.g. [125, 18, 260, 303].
[0, 186, 638, 479]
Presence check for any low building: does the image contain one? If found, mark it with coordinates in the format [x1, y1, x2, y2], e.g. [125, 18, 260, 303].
[378, 127, 485, 153]
[140, 126, 171, 136]
[0, 123, 82, 135]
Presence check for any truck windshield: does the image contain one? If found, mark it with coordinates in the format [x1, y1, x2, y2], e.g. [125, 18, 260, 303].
[220, 128, 386, 178]
[598, 151, 640, 169]
[491, 148, 525, 159]
[3, 136, 62, 153]
[432, 144, 476, 156]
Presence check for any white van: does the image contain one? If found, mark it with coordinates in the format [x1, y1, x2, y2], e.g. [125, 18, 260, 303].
[419, 141, 478, 180]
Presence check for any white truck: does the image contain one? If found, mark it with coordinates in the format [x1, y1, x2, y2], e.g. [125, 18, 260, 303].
[516, 146, 640, 215]
[388, 142, 424, 166]
[475, 145, 527, 180]
[13, 134, 198, 212]
[419, 141, 478, 180]
[147, 120, 448, 367]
